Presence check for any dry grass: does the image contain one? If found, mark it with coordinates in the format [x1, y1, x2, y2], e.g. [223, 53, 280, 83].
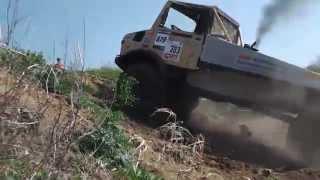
[0, 64, 95, 179]
[151, 108, 205, 179]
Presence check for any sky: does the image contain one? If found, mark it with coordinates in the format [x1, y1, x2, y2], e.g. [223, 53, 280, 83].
[0, 0, 319, 68]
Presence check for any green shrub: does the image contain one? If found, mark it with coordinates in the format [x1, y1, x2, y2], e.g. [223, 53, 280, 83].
[79, 122, 132, 168]
[86, 67, 121, 81]
[79, 96, 118, 124]
[114, 73, 136, 109]
[0, 50, 46, 74]
[85, 67, 121, 104]
[118, 165, 163, 180]
[78, 95, 160, 179]
[0, 159, 28, 180]
[36, 70, 81, 96]
[78, 118, 161, 179]
[0, 159, 48, 180]
[78, 95, 133, 170]
[308, 65, 320, 73]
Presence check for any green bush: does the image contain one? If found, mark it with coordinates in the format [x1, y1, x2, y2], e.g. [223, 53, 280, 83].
[118, 165, 163, 180]
[114, 73, 136, 109]
[307, 58, 320, 73]
[0, 50, 46, 74]
[79, 122, 132, 167]
[0, 159, 48, 180]
[78, 96, 133, 172]
[78, 95, 160, 179]
[36, 70, 81, 96]
[79, 96, 118, 124]
[86, 67, 121, 81]
[84, 67, 122, 104]
[308, 65, 320, 73]
[0, 159, 29, 180]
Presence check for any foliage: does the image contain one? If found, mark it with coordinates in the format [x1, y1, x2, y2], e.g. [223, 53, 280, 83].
[78, 95, 159, 179]
[114, 73, 137, 109]
[78, 94, 131, 166]
[117, 165, 163, 180]
[0, 159, 29, 180]
[84, 67, 121, 104]
[36, 68, 81, 96]
[0, 48, 160, 179]
[0, 50, 46, 74]
[79, 96, 121, 124]
[79, 122, 132, 168]
[0, 159, 48, 180]
[307, 64, 320, 73]
[307, 56, 320, 73]
[86, 67, 121, 81]
[0, 49, 81, 96]
[0, 49, 61, 94]
[267, 176, 279, 180]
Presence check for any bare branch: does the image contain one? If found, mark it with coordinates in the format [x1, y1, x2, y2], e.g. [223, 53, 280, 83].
[4, 120, 39, 126]
[5, 0, 26, 47]
[6, 0, 12, 45]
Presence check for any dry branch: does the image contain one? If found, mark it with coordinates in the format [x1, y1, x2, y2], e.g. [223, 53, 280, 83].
[154, 108, 205, 170]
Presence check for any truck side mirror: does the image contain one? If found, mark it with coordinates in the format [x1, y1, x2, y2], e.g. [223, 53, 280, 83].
[251, 41, 257, 49]
[244, 44, 251, 49]
[244, 42, 258, 52]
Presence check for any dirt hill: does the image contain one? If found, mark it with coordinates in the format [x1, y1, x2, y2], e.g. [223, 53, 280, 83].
[1, 51, 320, 180]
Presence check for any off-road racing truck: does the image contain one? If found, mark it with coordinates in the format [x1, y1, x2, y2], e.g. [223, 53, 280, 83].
[115, 0, 320, 165]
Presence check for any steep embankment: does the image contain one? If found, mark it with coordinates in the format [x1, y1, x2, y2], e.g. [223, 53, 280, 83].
[1, 51, 320, 179]
[0, 68, 96, 179]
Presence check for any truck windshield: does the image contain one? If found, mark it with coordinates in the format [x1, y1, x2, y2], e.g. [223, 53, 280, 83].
[211, 12, 242, 46]
[164, 8, 197, 33]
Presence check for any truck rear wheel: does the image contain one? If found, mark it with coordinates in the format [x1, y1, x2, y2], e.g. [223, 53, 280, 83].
[176, 87, 199, 122]
[287, 110, 320, 166]
[124, 63, 165, 117]
[165, 76, 199, 122]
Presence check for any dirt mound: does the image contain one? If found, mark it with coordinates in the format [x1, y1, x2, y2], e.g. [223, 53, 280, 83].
[0, 68, 95, 179]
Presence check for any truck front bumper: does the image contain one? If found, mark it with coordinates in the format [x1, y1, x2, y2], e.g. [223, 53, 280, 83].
[115, 55, 125, 70]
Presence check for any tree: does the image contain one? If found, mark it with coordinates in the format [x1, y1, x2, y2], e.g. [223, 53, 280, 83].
[307, 56, 320, 73]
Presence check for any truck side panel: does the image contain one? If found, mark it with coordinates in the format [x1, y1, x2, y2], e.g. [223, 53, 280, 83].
[187, 69, 306, 113]
[200, 36, 320, 90]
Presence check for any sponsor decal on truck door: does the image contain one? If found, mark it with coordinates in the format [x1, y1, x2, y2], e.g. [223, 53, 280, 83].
[154, 32, 184, 62]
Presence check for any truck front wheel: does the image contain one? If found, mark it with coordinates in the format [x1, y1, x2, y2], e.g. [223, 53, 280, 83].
[124, 63, 165, 117]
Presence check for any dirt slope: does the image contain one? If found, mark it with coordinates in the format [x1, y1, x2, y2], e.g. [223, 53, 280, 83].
[2, 66, 320, 179]
[120, 98, 320, 180]
[0, 68, 96, 179]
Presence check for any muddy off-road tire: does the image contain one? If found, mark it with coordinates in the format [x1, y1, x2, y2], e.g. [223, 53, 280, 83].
[176, 87, 199, 121]
[287, 110, 320, 165]
[122, 63, 199, 124]
[165, 75, 199, 122]
[124, 63, 165, 118]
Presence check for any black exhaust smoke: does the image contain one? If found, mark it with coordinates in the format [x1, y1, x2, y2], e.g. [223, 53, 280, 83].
[256, 0, 315, 47]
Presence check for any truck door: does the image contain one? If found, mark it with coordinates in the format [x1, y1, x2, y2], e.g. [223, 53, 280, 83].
[150, 5, 204, 70]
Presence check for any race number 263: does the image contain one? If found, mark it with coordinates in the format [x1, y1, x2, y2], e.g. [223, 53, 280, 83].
[169, 45, 181, 54]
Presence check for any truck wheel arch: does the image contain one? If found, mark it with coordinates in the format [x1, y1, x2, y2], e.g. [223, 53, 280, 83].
[116, 50, 163, 73]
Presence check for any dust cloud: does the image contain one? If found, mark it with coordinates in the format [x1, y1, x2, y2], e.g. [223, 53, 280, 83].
[187, 98, 304, 169]
[256, 0, 315, 47]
